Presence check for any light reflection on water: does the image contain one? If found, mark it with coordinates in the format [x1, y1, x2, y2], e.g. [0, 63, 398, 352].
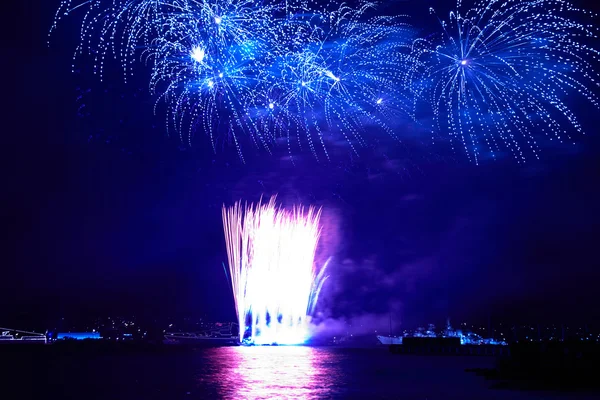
[199, 346, 341, 399]
[193, 347, 597, 400]
[13, 345, 600, 399]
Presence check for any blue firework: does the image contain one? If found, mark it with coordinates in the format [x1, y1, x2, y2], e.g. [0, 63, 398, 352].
[50, 1, 172, 81]
[410, 0, 600, 163]
[50, 0, 418, 160]
[143, 0, 280, 161]
[53, 1, 600, 163]
[260, 4, 417, 160]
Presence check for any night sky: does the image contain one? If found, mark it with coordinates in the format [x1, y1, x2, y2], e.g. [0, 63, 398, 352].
[4, 0, 600, 332]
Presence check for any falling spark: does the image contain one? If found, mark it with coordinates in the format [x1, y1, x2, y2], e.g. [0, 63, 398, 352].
[50, 0, 600, 163]
[50, 0, 416, 161]
[409, 0, 600, 163]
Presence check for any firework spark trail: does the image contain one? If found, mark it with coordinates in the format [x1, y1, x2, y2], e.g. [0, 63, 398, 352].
[144, 0, 280, 159]
[50, 0, 417, 160]
[262, 7, 416, 160]
[408, 0, 600, 164]
[51, 0, 600, 162]
[222, 196, 329, 345]
[143, 0, 417, 160]
[50, 1, 173, 80]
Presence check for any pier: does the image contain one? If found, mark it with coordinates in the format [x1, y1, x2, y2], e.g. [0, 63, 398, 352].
[0, 327, 47, 344]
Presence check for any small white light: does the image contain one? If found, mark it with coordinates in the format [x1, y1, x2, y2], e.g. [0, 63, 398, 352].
[207, 80, 214, 88]
[219, 73, 224, 78]
[461, 59, 468, 66]
[269, 103, 274, 109]
[377, 98, 383, 104]
[215, 16, 222, 24]
[301, 81, 306, 86]
[325, 70, 340, 82]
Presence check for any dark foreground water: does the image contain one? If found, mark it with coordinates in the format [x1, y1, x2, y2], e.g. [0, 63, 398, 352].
[3, 346, 597, 399]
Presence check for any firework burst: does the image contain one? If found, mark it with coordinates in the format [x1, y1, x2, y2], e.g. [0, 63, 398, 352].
[51, 0, 600, 162]
[50, 0, 171, 81]
[51, 0, 416, 160]
[222, 196, 329, 345]
[263, 6, 416, 160]
[409, 0, 600, 163]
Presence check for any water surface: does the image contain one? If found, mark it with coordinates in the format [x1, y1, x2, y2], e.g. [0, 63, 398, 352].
[6, 346, 597, 399]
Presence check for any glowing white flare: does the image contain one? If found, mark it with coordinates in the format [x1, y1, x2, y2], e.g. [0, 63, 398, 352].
[191, 47, 205, 63]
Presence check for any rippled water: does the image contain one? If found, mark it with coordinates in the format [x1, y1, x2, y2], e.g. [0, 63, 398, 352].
[7, 346, 598, 399]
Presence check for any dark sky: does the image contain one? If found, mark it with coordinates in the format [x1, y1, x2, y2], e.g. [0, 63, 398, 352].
[3, 0, 600, 331]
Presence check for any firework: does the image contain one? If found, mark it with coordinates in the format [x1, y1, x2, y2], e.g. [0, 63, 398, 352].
[144, 1, 416, 160]
[409, 0, 600, 163]
[50, 0, 171, 81]
[222, 196, 329, 345]
[262, 5, 416, 160]
[51, 0, 416, 160]
[144, 0, 281, 160]
[52, 0, 600, 162]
